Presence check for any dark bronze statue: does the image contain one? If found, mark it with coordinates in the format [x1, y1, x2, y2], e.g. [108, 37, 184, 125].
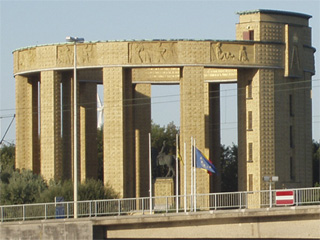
[156, 141, 175, 177]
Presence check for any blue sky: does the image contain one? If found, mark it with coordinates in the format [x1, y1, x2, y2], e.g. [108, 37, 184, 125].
[0, 0, 319, 146]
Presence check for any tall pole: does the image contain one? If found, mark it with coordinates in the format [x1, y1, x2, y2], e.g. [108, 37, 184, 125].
[269, 181, 272, 208]
[73, 41, 78, 219]
[184, 142, 187, 213]
[149, 133, 152, 214]
[190, 137, 193, 211]
[175, 134, 179, 213]
[66, 36, 84, 219]
[193, 138, 196, 212]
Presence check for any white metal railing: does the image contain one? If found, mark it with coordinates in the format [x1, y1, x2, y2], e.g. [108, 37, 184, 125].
[0, 187, 319, 222]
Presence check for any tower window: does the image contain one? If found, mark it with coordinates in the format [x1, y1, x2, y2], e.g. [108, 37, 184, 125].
[290, 126, 294, 148]
[290, 157, 295, 180]
[243, 30, 254, 40]
[248, 143, 253, 162]
[248, 111, 253, 130]
[247, 80, 253, 99]
[249, 30, 254, 40]
[289, 94, 294, 117]
[249, 174, 253, 191]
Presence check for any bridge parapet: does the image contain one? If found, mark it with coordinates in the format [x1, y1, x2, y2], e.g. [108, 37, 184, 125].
[1, 206, 319, 239]
[0, 187, 319, 222]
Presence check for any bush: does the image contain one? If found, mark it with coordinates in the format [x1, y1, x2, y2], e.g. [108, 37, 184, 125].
[37, 179, 119, 203]
[37, 180, 73, 203]
[79, 179, 119, 200]
[0, 169, 47, 205]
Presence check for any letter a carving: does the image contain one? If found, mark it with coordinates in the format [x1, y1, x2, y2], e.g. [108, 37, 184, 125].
[290, 45, 300, 70]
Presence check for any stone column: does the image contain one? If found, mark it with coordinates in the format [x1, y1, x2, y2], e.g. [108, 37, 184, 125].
[103, 67, 134, 198]
[40, 71, 62, 181]
[180, 66, 210, 197]
[15, 75, 39, 173]
[274, 70, 313, 189]
[237, 69, 248, 192]
[134, 83, 151, 198]
[238, 68, 277, 207]
[208, 83, 221, 193]
[61, 72, 73, 180]
[79, 82, 98, 182]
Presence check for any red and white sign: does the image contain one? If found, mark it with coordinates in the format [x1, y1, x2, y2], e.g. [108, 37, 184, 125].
[276, 190, 295, 206]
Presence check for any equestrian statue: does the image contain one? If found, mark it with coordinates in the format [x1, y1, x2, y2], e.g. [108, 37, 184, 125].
[156, 141, 175, 177]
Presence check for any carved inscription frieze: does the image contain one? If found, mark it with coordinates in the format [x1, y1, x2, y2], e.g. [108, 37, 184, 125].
[18, 49, 36, 70]
[285, 25, 305, 77]
[212, 42, 235, 61]
[78, 44, 95, 65]
[132, 67, 180, 83]
[57, 45, 73, 65]
[204, 68, 237, 81]
[290, 34, 301, 71]
[129, 42, 177, 64]
[210, 42, 251, 64]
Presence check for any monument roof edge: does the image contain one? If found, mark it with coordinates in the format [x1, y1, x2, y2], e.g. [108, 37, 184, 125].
[236, 9, 312, 19]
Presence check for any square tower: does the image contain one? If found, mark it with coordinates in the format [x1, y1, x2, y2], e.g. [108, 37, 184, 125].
[236, 10, 315, 197]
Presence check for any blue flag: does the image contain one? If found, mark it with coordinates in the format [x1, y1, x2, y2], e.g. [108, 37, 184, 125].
[195, 148, 217, 174]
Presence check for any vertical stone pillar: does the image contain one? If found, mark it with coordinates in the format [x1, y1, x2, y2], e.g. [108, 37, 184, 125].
[237, 69, 248, 192]
[134, 84, 151, 198]
[40, 71, 62, 181]
[103, 67, 134, 198]
[15, 75, 39, 173]
[180, 66, 210, 196]
[238, 68, 264, 208]
[259, 69, 276, 187]
[79, 82, 98, 182]
[208, 83, 221, 192]
[300, 72, 312, 187]
[61, 72, 73, 180]
[238, 68, 276, 207]
[274, 71, 313, 188]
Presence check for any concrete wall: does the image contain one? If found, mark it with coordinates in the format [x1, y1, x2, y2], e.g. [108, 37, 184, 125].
[0, 219, 93, 240]
[1, 206, 318, 239]
[95, 206, 320, 239]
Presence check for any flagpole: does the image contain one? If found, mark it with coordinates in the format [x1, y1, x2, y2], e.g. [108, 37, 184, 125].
[148, 133, 152, 214]
[190, 136, 193, 212]
[193, 138, 197, 212]
[175, 134, 179, 213]
[184, 142, 187, 213]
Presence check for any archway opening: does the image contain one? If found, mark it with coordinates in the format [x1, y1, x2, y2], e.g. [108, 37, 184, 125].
[151, 84, 180, 178]
[220, 83, 238, 147]
[151, 85, 180, 128]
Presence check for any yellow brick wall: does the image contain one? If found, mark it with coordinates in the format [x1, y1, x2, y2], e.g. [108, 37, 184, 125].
[80, 82, 98, 181]
[103, 67, 135, 198]
[61, 72, 73, 180]
[180, 66, 210, 195]
[40, 71, 62, 181]
[134, 84, 151, 198]
[15, 75, 39, 172]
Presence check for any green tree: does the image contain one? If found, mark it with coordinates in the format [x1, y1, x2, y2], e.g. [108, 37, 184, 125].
[37, 180, 73, 203]
[0, 144, 15, 172]
[38, 179, 118, 203]
[220, 144, 238, 192]
[78, 179, 118, 200]
[0, 169, 47, 205]
[97, 127, 104, 181]
[151, 121, 179, 154]
[151, 121, 179, 178]
[313, 140, 320, 186]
